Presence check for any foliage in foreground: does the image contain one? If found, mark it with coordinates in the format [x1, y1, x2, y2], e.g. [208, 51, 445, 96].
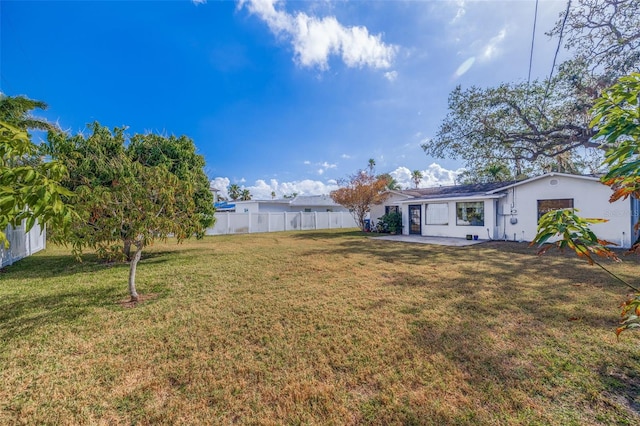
[533, 73, 640, 337]
[0, 121, 73, 248]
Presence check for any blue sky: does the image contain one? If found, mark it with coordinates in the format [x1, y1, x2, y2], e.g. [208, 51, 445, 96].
[1, 0, 569, 199]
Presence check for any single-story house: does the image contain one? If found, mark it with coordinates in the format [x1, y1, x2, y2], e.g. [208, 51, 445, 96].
[372, 172, 640, 248]
[216, 195, 350, 214]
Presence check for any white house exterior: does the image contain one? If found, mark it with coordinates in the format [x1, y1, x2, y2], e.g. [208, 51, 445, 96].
[216, 195, 349, 214]
[208, 195, 356, 235]
[375, 173, 639, 248]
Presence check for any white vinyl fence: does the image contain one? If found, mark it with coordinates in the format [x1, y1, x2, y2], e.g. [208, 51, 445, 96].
[1, 222, 46, 268]
[206, 211, 358, 235]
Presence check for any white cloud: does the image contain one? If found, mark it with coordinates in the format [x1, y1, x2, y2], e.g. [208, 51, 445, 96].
[192, 0, 207, 4]
[389, 163, 464, 189]
[451, 0, 466, 23]
[212, 163, 462, 201]
[341, 154, 351, 159]
[212, 177, 340, 200]
[210, 177, 231, 199]
[480, 28, 506, 62]
[320, 161, 336, 169]
[303, 160, 311, 164]
[239, 0, 397, 70]
[384, 70, 398, 82]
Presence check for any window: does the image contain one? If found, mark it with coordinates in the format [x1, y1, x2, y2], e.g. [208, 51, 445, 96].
[456, 202, 484, 226]
[425, 203, 448, 225]
[385, 205, 399, 215]
[537, 199, 573, 221]
[304, 208, 312, 213]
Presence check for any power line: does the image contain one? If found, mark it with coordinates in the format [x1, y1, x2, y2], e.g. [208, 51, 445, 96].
[527, 0, 540, 85]
[542, 0, 572, 110]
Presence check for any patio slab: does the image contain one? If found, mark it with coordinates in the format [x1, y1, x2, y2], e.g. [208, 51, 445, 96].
[370, 234, 486, 246]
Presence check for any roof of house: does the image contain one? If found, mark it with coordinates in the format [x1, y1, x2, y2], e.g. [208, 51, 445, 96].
[289, 195, 339, 206]
[485, 172, 600, 193]
[397, 181, 513, 201]
[392, 173, 601, 202]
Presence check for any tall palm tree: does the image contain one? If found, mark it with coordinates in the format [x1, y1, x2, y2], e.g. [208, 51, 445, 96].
[368, 158, 376, 175]
[271, 191, 276, 199]
[240, 189, 252, 201]
[228, 184, 241, 201]
[411, 170, 423, 189]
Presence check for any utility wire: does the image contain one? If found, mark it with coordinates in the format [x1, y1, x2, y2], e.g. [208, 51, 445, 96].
[542, 0, 572, 110]
[527, 0, 540, 85]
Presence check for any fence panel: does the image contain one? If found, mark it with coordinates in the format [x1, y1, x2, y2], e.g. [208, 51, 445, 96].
[205, 211, 356, 235]
[301, 212, 316, 230]
[1, 221, 46, 268]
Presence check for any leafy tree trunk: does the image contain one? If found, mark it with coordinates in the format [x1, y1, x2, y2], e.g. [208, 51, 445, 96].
[128, 240, 143, 302]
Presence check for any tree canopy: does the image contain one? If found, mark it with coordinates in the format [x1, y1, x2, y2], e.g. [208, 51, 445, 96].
[46, 123, 215, 301]
[0, 121, 73, 248]
[331, 167, 390, 231]
[423, 0, 639, 182]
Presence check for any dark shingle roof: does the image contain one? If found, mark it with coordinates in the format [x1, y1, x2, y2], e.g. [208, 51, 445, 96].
[399, 181, 513, 200]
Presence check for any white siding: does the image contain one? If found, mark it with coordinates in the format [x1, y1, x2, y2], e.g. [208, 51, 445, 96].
[497, 175, 632, 246]
[416, 199, 497, 239]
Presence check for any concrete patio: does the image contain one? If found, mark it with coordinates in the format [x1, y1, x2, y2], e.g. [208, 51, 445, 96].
[370, 234, 486, 246]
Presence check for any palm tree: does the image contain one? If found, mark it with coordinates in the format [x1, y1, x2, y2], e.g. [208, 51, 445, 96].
[0, 94, 56, 132]
[271, 191, 276, 199]
[240, 189, 252, 201]
[228, 184, 241, 201]
[411, 170, 423, 189]
[378, 173, 401, 191]
[368, 158, 376, 175]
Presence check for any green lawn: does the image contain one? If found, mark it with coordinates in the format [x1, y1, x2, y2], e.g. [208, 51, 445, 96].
[1, 229, 639, 425]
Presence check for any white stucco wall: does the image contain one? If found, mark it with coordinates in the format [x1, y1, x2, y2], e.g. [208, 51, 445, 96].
[371, 193, 409, 226]
[496, 174, 632, 247]
[409, 198, 498, 239]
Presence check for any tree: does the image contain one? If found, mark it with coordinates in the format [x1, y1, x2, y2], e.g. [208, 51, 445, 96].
[377, 173, 401, 190]
[1, 121, 73, 248]
[331, 166, 390, 231]
[47, 123, 212, 302]
[549, 0, 640, 75]
[228, 184, 241, 201]
[458, 162, 514, 184]
[423, 78, 599, 177]
[271, 191, 276, 199]
[240, 189, 252, 201]
[368, 158, 376, 175]
[0, 94, 57, 133]
[126, 132, 214, 257]
[424, 0, 639, 181]
[533, 73, 640, 337]
[411, 170, 423, 189]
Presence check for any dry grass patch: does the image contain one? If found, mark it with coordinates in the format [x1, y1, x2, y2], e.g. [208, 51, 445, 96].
[1, 229, 639, 425]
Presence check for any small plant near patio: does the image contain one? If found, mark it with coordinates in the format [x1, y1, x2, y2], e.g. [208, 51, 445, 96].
[378, 211, 403, 234]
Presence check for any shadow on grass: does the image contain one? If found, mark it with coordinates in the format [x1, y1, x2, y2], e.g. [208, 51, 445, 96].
[289, 230, 367, 240]
[0, 286, 122, 344]
[0, 248, 186, 280]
